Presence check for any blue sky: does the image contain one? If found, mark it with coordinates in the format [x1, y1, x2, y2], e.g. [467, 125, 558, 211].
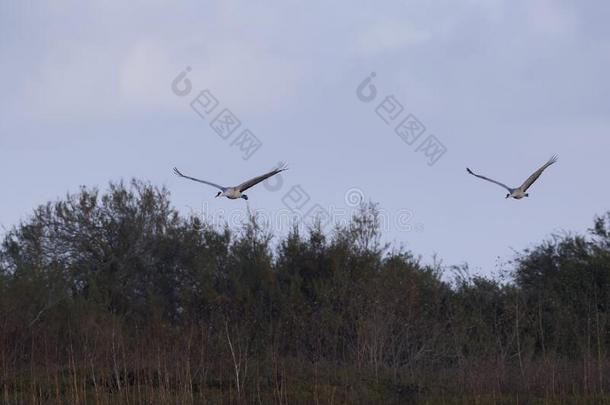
[1, 0, 609, 276]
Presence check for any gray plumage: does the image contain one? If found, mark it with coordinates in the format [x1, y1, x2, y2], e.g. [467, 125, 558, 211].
[173, 162, 287, 200]
[466, 155, 558, 199]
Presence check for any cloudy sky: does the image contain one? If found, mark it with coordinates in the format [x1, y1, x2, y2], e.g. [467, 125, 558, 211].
[1, 0, 609, 276]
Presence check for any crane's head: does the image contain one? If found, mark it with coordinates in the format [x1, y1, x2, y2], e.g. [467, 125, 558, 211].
[505, 193, 510, 199]
[525, 193, 529, 197]
[215, 191, 222, 198]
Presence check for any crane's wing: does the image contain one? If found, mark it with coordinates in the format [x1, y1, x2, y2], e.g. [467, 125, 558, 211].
[173, 167, 226, 191]
[466, 167, 512, 192]
[237, 162, 288, 192]
[519, 155, 558, 192]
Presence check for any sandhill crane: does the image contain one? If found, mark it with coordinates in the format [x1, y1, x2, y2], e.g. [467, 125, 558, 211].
[173, 162, 287, 200]
[466, 155, 558, 199]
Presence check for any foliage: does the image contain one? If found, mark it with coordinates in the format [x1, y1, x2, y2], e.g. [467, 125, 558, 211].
[2, 180, 610, 402]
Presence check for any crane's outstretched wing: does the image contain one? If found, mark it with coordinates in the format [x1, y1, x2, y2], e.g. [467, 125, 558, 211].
[237, 162, 288, 192]
[466, 167, 512, 192]
[173, 167, 226, 191]
[519, 155, 558, 192]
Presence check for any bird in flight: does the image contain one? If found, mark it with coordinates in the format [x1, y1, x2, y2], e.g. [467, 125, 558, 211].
[466, 155, 558, 199]
[173, 162, 287, 200]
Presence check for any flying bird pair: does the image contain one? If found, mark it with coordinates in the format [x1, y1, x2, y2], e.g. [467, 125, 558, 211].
[174, 155, 558, 201]
[173, 162, 287, 200]
[467, 155, 558, 199]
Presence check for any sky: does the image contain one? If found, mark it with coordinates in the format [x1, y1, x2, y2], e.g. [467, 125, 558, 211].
[1, 0, 609, 277]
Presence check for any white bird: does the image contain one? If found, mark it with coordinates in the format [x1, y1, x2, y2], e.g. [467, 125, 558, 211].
[173, 162, 287, 200]
[466, 155, 558, 199]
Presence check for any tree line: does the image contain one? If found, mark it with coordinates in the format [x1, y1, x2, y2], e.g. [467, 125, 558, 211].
[1, 179, 610, 403]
